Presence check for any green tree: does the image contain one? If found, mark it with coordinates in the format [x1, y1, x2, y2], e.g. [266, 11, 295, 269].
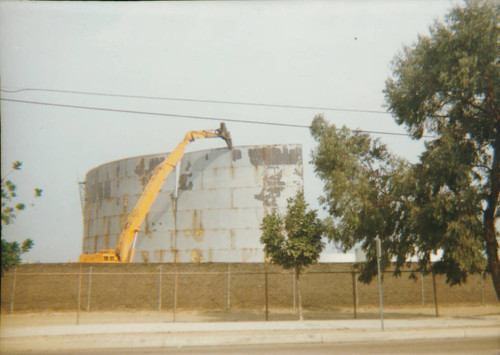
[260, 191, 324, 320]
[1, 239, 34, 275]
[310, 115, 413, 283]
[1, 161, 41, 275]
[384, 0, 500, 299]
[311, 112, 491, 291]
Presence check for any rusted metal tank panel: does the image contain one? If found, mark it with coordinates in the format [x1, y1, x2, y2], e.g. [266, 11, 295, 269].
[232, 187, 266, 209]
[201, 208, 262, 229]
[138, 230, 173, 251]
[82, 144, 303, 262]
[144, 211, 175, 231]
[176, 189, 233, 211]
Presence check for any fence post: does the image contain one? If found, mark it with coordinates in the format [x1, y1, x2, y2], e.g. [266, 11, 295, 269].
[227, 264, 231, 311]
[481, 271, 485, 305]
[173, 264, 178, 322]
[264, 271, 269, 321]
[432, 271, 439, 318]
[352, 271, 357, 319]
[76, 265, 82, 325]
[355, 271, 359, 308]
[376, 238, 384, 331]
[158, 265, 162, 312]
[421, 272, 425, 306]
[87, 267, 92, 312]
[9, 267, 17, 314]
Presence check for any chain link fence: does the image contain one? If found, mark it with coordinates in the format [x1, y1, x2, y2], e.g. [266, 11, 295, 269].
[1, 263, 497, 322]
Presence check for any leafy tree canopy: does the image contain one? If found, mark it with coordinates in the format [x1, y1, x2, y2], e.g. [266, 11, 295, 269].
[260, 191, 324, 320]
[1, 161, 41, 275]
[1, 239, 34, 276]
[311, 0, 500, 300]
[310, 115, 415, 283]
[384, 0, 499, 299]
[260, 191, 324, 274]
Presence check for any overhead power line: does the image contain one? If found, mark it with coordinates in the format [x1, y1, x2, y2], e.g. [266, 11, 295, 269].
[0, 87, 390, 115]
[0, 97, 435, 138]
[1, 98, 306, 128]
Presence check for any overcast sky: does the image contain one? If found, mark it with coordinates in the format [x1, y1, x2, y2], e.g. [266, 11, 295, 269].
[1, 0, 456, 263]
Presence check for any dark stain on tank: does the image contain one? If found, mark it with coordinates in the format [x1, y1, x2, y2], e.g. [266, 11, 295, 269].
[155, 250, 166, 263]
[134, 156, 163, 176]
[134, 158, 145, 176]
[135, 157, 165, 186]
[248, 146, 301, 166]
[254, 169, 286, 208]
[86, 181, 111, 203]
[232, 149, 242, 162]
[86, 184, 97, 203]
[148, 157, 164, 172]
[141, 251, 149, 263]
[179, 173, 193, 190]
[103, 181, 111, 199]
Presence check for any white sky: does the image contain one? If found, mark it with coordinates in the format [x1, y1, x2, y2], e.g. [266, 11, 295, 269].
[1, 0, 455, 263]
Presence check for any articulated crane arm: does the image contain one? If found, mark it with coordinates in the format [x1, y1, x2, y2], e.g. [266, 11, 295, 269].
[79, 123, 232, 263]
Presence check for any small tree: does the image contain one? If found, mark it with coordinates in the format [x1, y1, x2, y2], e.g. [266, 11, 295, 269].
[1, 161, 41, 275]
[260, 191, 324, 320]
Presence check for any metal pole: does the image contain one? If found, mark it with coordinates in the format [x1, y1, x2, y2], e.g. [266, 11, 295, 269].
[173, 264, 178, 322]
[421, 272, 425, 306]
[76, 265, 82, 325]
[297, 270, 303, 321]
[173, 164, 179, 263]
[265, 271, 269, 321]
[158, 265, 162, 312]
[432, 271, 439, 318]
[352, 271, 357, 319]
[376, 237, 384, 331]
[354, 270, 359, 308]
[227, 264, 231, 311]
[172, 165, 179, 322]
[172, 165, 179, 321]
[9, 267, 17, 314]
[481, 272, 485, 305]
[87, 267, 92, 312]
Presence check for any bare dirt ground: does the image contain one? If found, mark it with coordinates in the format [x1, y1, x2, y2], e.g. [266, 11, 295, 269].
[2, 305, 499, 328]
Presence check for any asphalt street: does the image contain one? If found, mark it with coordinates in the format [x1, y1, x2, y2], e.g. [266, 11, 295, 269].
[13, 337, 500, 355]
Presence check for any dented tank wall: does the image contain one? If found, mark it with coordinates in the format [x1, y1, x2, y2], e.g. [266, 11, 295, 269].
[82, 144, 303, 263]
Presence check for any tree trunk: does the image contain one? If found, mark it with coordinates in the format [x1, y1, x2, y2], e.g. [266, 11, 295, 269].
[296, 267, 303, 321]
[484, 137, 500, 301]
[484, 226, 500, 301]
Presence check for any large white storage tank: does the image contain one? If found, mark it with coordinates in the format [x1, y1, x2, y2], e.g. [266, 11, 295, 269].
[82, 144, 303, 263]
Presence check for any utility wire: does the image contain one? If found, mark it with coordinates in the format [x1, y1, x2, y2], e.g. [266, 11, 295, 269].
[0, 87, 390, 115]
[0, 97, 435, 138]
[1, 98, 306, 128]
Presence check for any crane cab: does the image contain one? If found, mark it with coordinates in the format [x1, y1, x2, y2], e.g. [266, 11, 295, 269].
[79, 250, 119, 263]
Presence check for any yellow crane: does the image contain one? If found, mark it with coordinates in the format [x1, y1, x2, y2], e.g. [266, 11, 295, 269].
[79, 123, 232, 263]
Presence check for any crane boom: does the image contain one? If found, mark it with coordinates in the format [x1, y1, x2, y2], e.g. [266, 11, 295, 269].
[79, 123, 232, 263]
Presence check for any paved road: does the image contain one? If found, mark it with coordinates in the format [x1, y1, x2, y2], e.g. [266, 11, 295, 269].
[19, 337, 500, 355]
